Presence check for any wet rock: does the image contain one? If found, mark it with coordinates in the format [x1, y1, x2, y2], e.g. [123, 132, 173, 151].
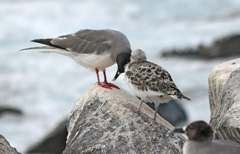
[63, 84, 185, 154]
[0, 135, 20, 154]
[209, 58, 240, 144]
[0, 106, 23, 117]
[147, 101, 188, 126]
[161, 34, 240, 59]
[27, 119, 67, 154]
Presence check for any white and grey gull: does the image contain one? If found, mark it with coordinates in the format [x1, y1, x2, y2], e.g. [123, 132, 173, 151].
[22, 29, 132, 89]
[113, 49, 190, 120]
[173, 120, 240, 154]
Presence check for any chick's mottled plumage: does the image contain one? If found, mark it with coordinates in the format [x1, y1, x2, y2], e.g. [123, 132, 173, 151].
[124, 49, 190, 119]
[125, 59, 189, 100]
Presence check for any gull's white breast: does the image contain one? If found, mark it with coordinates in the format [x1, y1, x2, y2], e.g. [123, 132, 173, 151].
[71, 53, 114, 70]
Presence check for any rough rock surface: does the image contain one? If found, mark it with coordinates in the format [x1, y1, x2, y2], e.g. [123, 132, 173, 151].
[161, 34, 240, 59]
[63, 85, 185, 154]
[209, 58, 240, 144]
[26, 103, 186, 154]
[0, 135, 20, 154]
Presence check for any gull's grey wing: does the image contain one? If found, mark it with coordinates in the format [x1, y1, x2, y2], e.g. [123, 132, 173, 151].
[126, 61, 190, 100]
[32, 29, 114, 55]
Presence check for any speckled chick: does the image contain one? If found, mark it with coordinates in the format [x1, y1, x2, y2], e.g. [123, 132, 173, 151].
[124, 49, 190, 120]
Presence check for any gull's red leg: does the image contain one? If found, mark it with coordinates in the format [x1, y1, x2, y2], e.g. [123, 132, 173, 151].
[98, 69, 112, 89]
[95, 68, 112, 89]
[95, 68, 101, 85]
[103, 69, 120, 89]
[103, 69, 108, 83]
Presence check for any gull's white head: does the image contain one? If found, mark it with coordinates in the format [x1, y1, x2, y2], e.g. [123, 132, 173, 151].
[131, 49, 147, 61]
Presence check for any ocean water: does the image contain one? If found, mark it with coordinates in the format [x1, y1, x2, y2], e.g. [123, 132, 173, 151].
[1, 0, 240, 152]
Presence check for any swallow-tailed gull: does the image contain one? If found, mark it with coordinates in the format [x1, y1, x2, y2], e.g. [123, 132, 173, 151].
[22, 29, 132, 89]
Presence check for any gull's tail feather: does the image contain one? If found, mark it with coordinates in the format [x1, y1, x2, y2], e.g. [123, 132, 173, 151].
[20, 46, 70, 55]
[31, 39, 53, 46]
[31, 39, 67, 50]
[20, 46, 54, 51]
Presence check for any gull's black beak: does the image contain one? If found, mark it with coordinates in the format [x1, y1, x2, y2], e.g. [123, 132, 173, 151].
[112, 70, 121, 81]
[172, 128, 185, 134]
[113, 52, 131, 81]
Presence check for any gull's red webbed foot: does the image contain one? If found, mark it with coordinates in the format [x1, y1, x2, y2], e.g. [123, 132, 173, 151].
[106, 82, 120, 89]
[97, 82, 113, 89]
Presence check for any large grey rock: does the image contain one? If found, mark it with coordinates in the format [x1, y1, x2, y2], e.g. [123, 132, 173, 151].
[26, 104, 186, 154]
[63, 85, 185, 154]
[0, 135, 20, 154]
[209, 58, 240, 144]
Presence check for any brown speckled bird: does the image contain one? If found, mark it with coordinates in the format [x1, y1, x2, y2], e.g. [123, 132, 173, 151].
[118, 49, 190, 120]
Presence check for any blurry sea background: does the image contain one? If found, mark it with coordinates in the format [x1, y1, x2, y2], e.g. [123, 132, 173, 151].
[1, 0, 240, 152]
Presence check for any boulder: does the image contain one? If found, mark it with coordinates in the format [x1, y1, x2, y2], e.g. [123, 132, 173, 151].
[26, 99, 187, 154]
[63, 85, 185, 154]
[209, 58, 240, 143]
[0, 135, 20, 154]
[0, 106, 23, 117]
[161, 34, 240, 59]
[26, 102, 187, 154]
